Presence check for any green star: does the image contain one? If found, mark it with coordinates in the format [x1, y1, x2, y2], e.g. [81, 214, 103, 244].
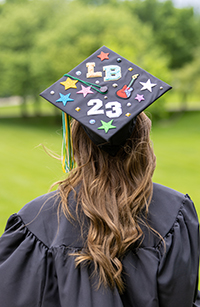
[98, 120, 116, 133]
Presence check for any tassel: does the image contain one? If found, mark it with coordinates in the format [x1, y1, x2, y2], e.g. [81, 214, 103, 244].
[61, 112, 75, 173]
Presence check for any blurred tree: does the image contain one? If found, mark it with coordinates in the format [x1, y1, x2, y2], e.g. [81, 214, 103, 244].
[0, 0, 171, 118]
[172, 47, 200, 110]
[0, 0, 66, 116]
[32, 1, 171, 82]
[124, 0, 200, 69]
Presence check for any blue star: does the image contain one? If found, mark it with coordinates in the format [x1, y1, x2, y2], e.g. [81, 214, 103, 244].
[56, 93, 74, 106]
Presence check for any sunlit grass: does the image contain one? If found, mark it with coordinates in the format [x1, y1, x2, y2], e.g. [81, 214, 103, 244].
[0, 116, 65, 233]
[0, 111, 200, 235]
[152, 111, 200, 212]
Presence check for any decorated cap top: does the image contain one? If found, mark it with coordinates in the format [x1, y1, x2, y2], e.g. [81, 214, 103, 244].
[40, 46, 171, 156]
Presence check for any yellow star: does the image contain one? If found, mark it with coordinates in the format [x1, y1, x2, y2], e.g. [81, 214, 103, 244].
[60, 77, 78, 90]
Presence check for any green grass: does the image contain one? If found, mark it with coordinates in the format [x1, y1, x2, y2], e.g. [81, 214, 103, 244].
[0, 116, 65, 233]
[0, 112, 200, 235]
[152, 111, 200, 211]
[0, 98, 57, 117]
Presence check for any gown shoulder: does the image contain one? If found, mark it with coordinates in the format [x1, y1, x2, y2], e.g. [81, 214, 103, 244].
[0, 184, 199, 307]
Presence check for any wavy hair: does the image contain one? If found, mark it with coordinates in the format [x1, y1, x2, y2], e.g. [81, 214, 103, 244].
[58, 112, 156, 293]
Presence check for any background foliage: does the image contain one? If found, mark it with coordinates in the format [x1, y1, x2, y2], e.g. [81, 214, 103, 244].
[0, 0, 200, 115]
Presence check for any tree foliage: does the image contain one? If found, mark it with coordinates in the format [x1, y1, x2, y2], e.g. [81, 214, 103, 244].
[0, 0, 170, 95]
[124, 0, 200, 68]
[173, 47, 200, 108]
[0, 0, 62, 97]
[0, 0, 199, 117]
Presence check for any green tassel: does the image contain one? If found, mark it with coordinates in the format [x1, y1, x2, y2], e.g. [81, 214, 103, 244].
[62, 112, 75, 173]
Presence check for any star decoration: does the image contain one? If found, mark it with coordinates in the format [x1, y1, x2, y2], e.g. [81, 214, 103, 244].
[76, 85, 94, 97]
[135, 94, 145, 102]
[140, 79, 156, 92]
[60, 77, 78, 90]
[56, 93, 74, 106]
[98, 120, 116, 133]
[97, 51, 109, 61]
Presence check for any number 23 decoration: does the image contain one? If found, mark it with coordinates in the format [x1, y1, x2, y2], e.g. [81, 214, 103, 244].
[87, 99, 122, 118]
[70, 61, 139, 127]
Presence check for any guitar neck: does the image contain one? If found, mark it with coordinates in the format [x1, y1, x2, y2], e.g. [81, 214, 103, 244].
[128, 74, 139, 87]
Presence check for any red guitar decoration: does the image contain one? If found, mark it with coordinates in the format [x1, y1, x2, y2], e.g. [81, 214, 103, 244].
[116, 74, 139, 99]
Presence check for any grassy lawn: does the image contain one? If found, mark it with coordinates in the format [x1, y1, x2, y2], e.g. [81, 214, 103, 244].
[151, 111, 200, 209]
[0, 111, 200, 235]
[0, 97, 57, 117]
[0, 116, 65, 233]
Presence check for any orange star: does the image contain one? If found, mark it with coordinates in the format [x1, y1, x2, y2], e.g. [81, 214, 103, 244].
[97, 51, 109, 61]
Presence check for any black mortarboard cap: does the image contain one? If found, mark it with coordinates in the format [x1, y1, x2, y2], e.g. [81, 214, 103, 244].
[40, 46, 171, 156]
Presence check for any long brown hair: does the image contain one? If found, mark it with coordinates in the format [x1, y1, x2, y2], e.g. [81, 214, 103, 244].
[58, 112, 156, 293]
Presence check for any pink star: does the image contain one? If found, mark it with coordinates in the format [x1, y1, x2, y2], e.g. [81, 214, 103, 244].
[135, 94, 145, 102]
[76, 85, 94, 97]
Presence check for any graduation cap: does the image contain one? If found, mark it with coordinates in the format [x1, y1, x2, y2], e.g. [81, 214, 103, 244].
[40, 46, 171, 171]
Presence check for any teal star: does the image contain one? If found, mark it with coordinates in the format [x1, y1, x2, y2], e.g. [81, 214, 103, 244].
[56, 93, 74, 106]
[98, 119, 116, 133]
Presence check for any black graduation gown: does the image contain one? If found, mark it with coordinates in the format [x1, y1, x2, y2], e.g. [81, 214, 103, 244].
[0, 183, 199, 307]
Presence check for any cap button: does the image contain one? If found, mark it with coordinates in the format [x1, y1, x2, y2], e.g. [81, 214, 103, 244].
[112, 83, 118, 88]
[100, 86, 108, 93]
